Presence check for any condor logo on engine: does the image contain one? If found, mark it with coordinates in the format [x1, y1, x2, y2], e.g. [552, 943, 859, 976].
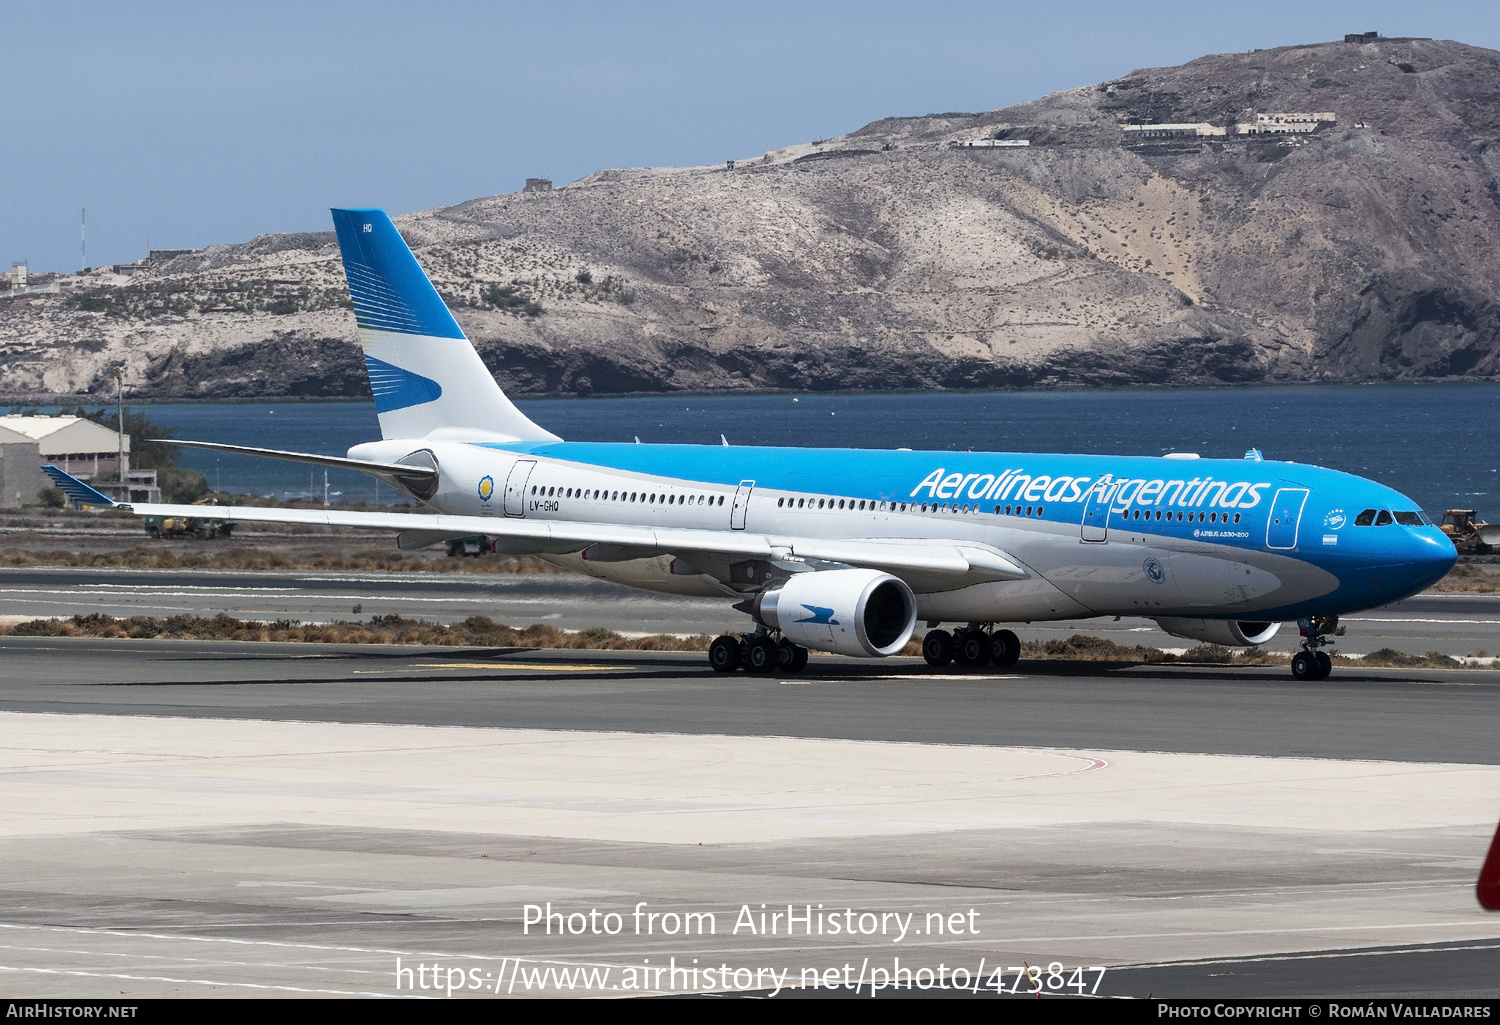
[752, 569, 917, 659]
[796, 605, 839, 625]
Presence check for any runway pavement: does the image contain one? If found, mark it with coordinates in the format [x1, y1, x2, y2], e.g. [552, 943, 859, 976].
[1, 565, 1497, 657]
[1, 637, 1498, 763]
[1, 575, 1498, 1000]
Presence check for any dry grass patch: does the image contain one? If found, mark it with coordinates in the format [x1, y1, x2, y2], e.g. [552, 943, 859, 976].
[1430, 563, 1499, 593]
[1343, 648, 1462, 669]
[1, 612, 709, 651]
[0, 547, 561, 574]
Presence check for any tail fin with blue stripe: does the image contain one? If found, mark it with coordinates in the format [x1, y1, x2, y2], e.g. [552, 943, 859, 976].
[331, 208, 558, 443]
[42, 465, 116, 508]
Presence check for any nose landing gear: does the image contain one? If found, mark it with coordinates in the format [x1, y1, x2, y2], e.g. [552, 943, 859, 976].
[1292, 616, 1337, 680]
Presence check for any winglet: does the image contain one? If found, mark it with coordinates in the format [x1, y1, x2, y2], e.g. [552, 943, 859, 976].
[1480, 817, 1500, 910]
[42, 465, 117, 508]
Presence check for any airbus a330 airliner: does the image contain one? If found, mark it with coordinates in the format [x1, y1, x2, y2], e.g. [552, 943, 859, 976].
[46, 209, 1458, 680]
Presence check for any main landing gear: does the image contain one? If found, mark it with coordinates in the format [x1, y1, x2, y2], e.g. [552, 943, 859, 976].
[1291, 615, 1337, 681]
[921, 626, 1021, 669]
[709, 632, 809, 675]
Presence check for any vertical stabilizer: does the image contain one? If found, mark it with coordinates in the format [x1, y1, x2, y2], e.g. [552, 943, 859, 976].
[331, 208, 559, 443]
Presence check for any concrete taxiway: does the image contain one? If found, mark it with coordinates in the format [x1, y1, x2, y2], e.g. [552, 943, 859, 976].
[0, 638, 1498, 999]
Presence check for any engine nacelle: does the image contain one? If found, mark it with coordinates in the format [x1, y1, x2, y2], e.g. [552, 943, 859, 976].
[753, 568, 917, 658]
[1154, 617, 1281, 647]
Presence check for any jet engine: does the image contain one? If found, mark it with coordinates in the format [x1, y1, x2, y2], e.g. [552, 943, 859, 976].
[1154, 617, 1281, 647]
[751, 568, 917, 658]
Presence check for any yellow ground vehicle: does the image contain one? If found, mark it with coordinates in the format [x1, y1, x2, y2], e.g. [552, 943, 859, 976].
[1439, 510, 1500, 555]
[144, 498, 233, 539]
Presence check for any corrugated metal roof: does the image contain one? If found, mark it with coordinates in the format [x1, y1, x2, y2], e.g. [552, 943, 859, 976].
[0, 416, 127, 455]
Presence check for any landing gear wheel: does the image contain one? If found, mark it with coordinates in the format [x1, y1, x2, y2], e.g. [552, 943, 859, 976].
[1291, 651, 1320, 681]
[708, 635, 741, 673]
[745, 636, 780, 674]
[777, 639, 808, 674]
[954, 629, 991, 667]
[922, 629, 953, 667]
[989, 629, 1021, 668]
[1314, 650, 1332, 679]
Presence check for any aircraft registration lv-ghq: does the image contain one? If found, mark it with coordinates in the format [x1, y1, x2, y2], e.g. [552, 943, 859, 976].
[50, 208, 1458, 680]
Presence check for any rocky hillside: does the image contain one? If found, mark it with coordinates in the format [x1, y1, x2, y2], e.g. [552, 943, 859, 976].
[6, 34, 1500, 400]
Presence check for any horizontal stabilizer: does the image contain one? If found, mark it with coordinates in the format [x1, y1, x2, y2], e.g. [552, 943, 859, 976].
[159, 439, 437, 483]
[42, 465, 116, 507]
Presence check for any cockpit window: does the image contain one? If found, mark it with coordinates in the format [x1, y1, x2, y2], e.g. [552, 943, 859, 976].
[1354, 509, 1376, 526]
[1393, 511, 1423, 526]
[1375, 510, 1393, 526]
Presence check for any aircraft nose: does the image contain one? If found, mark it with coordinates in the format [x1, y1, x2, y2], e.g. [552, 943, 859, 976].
[1352, 520, 1456, 602]
[1404, 528, 1457, 592]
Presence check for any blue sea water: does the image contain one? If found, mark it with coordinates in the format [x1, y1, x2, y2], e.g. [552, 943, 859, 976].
[49, 383, 1500, 516]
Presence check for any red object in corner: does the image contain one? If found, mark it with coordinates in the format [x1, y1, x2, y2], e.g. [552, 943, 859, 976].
[1480, 819, 1500, 911]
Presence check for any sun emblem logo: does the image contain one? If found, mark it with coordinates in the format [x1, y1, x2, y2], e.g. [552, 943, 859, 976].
[477, 475, 494, 502]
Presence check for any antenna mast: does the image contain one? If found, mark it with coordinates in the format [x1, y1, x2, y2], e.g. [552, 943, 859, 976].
[81, 208, 86, 271]
[116, 370, 126, 487]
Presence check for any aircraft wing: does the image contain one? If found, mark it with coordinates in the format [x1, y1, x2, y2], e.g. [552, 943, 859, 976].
[119, 501, 1028, 579]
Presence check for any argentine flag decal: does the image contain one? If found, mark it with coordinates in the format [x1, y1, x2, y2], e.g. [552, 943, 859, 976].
[363, 353, 442, 413]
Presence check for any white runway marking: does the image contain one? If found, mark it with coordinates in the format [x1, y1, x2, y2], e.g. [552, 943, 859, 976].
[0, 964, 404, 998]
[80, 583, 300, 593]
[1346, 616, 1500, 625]
[1117, 938, 1500, 970]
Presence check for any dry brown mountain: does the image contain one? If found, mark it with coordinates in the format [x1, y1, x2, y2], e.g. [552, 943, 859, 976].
[6, 34, 1500, 401]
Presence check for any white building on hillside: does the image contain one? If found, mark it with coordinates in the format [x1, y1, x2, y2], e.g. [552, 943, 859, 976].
[1236, 112, 1338, 135]
[1121, 122, 1227, 139]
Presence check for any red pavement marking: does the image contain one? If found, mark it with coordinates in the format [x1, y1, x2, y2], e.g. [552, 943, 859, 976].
[1479, 818, 1500, 911]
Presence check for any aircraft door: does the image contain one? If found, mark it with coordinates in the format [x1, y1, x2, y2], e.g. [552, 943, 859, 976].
[731, 480, 754, 530]
[1080, 483, 1114, 542]
[504, 459, 536, 517]
[1266, 487, 1309, 550]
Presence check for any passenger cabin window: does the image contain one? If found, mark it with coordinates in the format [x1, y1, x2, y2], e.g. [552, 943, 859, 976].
[1375, 510, 1393, 526]
[1354, 509, 1377, 526]
[1394, 511, 1423, 526]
